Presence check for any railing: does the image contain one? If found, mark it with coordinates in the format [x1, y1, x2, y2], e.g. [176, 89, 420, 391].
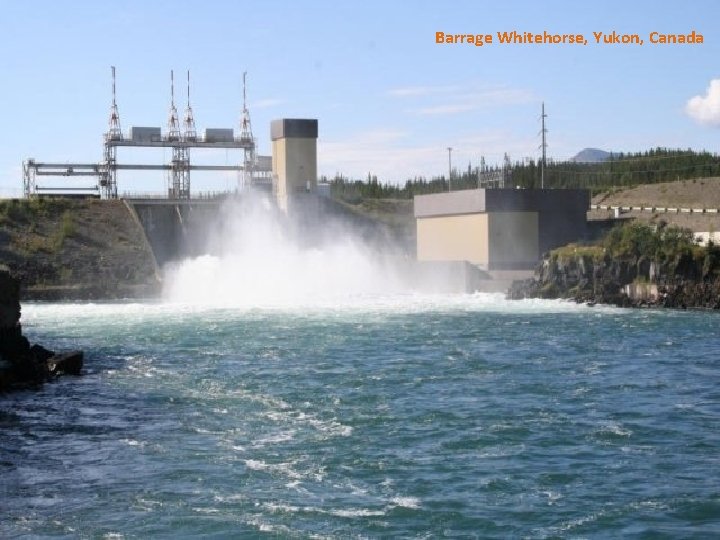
[590, 204, 720, 214]
[121, 190, 235, 200]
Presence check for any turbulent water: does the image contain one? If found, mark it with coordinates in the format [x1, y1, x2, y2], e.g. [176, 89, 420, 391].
[3, 295, 720, 538]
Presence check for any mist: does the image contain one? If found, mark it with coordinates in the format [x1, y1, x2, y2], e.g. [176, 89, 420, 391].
[162, 192, 418, 307]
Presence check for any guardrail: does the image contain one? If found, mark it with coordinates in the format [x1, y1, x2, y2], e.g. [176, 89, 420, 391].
[590, 204, 720, 214]
[121, 190, 233, 200]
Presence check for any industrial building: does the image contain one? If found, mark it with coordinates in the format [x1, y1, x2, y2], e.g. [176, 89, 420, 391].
[271, 119, 318, 213]
[415, 188, 590, 270]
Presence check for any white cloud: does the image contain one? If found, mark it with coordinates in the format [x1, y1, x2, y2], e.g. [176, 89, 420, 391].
[251, 98, 286, 109]
[387, 81, 536, 116]
[386, 84, 461, 97]
[319, 130, 432, 180]
[412, 88, 535, 116]
[414, 103, 477, 115]
[318, 128, 539, 182]
[686, 79, 720, 126]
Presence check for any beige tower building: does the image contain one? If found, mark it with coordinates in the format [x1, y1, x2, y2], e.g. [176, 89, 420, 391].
[271, 119, 318, 212]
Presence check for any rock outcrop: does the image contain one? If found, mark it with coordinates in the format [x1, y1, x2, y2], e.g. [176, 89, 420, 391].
[508, 244, 720, 309]
[0, 265, 83, 392]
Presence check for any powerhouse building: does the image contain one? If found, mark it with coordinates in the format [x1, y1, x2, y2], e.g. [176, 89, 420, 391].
[415, 189, 590, 270]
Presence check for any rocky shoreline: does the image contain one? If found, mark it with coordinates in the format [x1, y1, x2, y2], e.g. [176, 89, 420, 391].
[0, 265, 83, 392]
[508, 231, 720, 310]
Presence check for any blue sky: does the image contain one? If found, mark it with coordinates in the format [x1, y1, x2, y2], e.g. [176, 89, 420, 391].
[1, 0, 719, 196]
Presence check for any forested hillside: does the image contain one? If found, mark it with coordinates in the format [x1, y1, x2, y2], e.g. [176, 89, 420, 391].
[326, 148, 720, 201]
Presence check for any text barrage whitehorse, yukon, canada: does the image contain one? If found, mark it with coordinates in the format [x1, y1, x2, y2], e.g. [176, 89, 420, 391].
[435, 30, 704, 47]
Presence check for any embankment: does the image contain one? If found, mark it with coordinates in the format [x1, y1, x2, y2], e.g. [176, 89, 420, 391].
[0, 198, 159, 300]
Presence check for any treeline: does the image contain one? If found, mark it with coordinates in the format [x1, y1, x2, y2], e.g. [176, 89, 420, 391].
[517, 148, 720, 189]
[325, 148, 720, 202]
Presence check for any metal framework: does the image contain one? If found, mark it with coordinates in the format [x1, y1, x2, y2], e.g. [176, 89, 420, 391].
[239, 71, 255, 188]
[477, 154, 511, 189]
[23, 67, 270, 199]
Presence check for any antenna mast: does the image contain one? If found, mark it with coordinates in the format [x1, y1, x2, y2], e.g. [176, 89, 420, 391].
[540, 102, 548, 189]
[108, 66, 122, 140]
[167, 70, 181, 141]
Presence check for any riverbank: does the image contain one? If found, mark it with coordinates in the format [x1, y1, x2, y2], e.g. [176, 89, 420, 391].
[508, 221, 720, 309]
[0, 198, 159, 300]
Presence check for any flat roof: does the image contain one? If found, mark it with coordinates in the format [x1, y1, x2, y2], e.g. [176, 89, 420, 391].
[414, 188, 590, 218]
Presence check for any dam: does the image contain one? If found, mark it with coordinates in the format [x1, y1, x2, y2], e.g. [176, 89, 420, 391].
[16, 70, 591, 297]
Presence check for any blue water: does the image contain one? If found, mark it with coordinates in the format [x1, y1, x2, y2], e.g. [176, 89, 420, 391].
[2, 294, 720, 538]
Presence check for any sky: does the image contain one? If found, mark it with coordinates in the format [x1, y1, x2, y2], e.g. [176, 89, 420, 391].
[0, 0, 719, 197]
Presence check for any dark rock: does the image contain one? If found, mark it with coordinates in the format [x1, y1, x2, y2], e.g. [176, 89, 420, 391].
[30, 344, 55, 364]
[0, 265, 84, 392]
[508, 245, 720, 310]
[47, 351, 83, 376]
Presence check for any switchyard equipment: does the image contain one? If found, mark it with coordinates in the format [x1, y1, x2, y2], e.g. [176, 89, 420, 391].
[23, 67, 270, 199]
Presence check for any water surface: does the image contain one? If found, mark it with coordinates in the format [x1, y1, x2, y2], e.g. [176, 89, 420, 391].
[2, 295, 719, 538]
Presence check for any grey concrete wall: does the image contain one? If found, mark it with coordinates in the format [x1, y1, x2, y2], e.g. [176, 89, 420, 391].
[487, 212, 539, 270]
[414, 190, 486, 218]
[128, 201, 222, 267]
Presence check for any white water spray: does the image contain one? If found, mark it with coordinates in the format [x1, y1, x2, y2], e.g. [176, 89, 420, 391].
[162, 193, 413, 307]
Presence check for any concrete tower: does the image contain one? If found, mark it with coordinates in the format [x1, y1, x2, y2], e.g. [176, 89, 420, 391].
[271, 119, 318, 212]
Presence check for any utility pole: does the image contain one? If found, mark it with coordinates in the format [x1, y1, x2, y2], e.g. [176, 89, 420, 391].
[540, 102, 548, 189]
[447, 147, 453, 191]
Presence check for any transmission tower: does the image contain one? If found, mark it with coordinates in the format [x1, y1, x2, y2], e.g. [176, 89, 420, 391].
[540, 102, 548, 189]
[167, 70, 189, 198]
[239, 71, 255, 189]
[183, 70, 197, 141]
[101, 66, 121, 198]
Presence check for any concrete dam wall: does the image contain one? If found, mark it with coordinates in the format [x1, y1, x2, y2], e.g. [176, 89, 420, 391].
[126, 200, 221, 268]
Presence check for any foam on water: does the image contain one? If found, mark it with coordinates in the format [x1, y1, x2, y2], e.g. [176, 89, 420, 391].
[162, 192, 414, 307]
[21, 294, 616, 328]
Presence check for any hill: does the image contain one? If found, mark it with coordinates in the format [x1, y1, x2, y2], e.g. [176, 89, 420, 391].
[570, 148, 613, 163]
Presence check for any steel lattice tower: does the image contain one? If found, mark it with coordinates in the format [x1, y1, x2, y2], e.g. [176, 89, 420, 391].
[101, 66, 122, 198]
[183, 70, 197, 141]
[168, 70, 190, 198]
[239, 71, 255, 189]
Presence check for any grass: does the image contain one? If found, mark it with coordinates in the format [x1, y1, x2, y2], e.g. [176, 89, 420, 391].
[52, 211, 76, 250]
[2, 202, 78, 254]
[551, 243, 604, 260]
